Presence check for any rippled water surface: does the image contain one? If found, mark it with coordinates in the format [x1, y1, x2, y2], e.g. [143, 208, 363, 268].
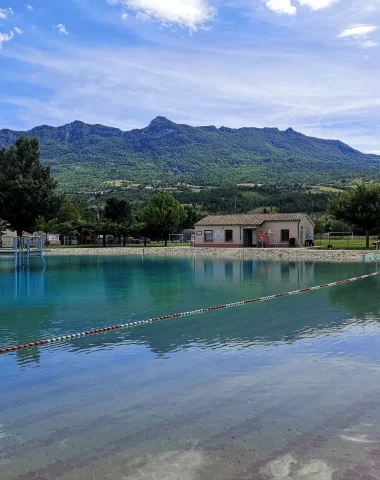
[1, 255, 380, 480]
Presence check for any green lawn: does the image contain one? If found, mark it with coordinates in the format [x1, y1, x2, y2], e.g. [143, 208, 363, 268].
[316, 186, 344, 193]
[316, 237, 378, 250]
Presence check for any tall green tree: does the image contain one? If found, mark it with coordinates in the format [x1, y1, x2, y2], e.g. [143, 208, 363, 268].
[56, 197, 83, 224]
[104, 197, 133, 245]
[181, 204, 199, 229]
[36, 216, 59, 243]
[104, 197, 132, 224]
[0, 137, 59, 236]
[142, 193, 185, 246]
[328, 184, 380, 247]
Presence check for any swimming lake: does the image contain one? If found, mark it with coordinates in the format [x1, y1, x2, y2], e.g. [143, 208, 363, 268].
[1, 255, 380, 480]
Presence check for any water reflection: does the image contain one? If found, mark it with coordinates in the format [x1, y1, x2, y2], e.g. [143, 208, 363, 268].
[328, 278, 380, 317]
[2, 257, 380, 480]
[0, 256, 378, 368]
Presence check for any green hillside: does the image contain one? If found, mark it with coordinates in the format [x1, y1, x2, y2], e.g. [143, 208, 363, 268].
[1, 116, 379, 192]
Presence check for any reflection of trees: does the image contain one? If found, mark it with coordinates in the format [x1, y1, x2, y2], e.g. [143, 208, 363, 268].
[4, 256, 378, 364]
[328, 277, 380, 318]
[1, 306, 55, 368]
[144, 258, 195, 309]
[68, 293, 343, 357]
[67, 259, 380, 357]
[65, 259, 325, 356]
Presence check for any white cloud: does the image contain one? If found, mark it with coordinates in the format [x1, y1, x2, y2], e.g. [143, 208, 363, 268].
[0, 30, 13, 49]
[297, 0, 338, 10]
[121, 12, 129, 19]
[266, 0, 296, 14]
[0, 7, 14, 19]
[361, 40, 378, 48]
[108, 0, 216, 31]
[265, 0, 338, 15]
[338, 24, 378, 49]
[26, 4, 33, 10]
[14, 27, 24, 35]
[338, 24, 378, 38]
[5, 43, 380, 152]
[56, 24, 69, 35]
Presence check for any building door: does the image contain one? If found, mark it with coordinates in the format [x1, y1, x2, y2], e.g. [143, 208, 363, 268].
[243, 229, 254, 247]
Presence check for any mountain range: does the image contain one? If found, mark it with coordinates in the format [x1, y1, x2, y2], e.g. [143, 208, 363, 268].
[1, 116, 379, 191]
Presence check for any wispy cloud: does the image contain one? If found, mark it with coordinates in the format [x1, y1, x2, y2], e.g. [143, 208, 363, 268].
[0, 7, 14, 19]
[339, 24, 377, 38]
[26, 4, 33, 10]
[265, 0, 339, 15]
[338, 24, 378, 49]
[121, 12, 128, 19]
[0, 30, 14, 49]
[266, 0, 296, 15]
[108, 0, 216, 31]
[4, 43, 380, 152]
[56, 24, 69, 35]
[297, 0, 338, 10]
[361, 40, 378, 48]
[0, 25, 23, 51]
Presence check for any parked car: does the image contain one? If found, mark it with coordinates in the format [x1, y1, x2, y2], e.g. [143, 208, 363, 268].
[128, 237, 151, 244]
[96, 235, 114, 244]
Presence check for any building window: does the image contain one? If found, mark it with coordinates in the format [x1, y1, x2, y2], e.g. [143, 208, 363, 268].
[204, 230, 213, 242]
[281, 229, 290, 242]
[225, 230, 233, 242]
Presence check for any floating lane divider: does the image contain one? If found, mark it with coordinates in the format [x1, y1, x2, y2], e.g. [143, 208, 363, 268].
[1, 271, 379, 356]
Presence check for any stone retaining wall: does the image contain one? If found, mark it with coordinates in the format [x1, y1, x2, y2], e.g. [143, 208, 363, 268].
[45, 247, 368, 262]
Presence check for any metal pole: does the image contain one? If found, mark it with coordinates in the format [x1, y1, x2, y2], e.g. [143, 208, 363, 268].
[13, 237, 18, 269]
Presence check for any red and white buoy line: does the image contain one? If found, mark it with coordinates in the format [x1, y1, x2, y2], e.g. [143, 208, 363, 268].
[1, 271, 379, 356]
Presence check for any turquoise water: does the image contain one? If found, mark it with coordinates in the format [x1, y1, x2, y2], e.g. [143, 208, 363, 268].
[1, 255, 380, 480]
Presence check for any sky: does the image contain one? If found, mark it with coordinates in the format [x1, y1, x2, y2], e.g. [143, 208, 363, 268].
[0, 0, 380, 153]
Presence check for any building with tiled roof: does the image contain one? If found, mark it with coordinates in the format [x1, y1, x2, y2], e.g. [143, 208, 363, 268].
[194, 213, 314, 248]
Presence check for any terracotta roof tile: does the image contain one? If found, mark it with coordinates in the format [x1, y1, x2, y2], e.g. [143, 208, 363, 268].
[195, 213, 310, 226]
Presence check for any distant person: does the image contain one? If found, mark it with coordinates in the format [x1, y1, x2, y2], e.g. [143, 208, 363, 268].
[259, 229, 265, 248]
[265, 233, 270, 248]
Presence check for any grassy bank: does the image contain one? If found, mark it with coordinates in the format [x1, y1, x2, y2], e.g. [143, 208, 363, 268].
[316, 237, 378, 250]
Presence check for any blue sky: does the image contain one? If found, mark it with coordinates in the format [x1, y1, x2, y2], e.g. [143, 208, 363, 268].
[0, 0, 380, 152]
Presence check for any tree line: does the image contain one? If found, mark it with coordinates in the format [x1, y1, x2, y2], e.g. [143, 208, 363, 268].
[0, 137, 197, 245]
[36, 194, 197, 246]
[1, 136, 380, 248]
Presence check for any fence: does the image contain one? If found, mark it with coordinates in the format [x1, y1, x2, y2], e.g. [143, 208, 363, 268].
[63, 236, 128, 246]
[0, 236, 16, 249]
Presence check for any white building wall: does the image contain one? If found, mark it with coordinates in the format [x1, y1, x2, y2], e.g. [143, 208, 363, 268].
[261, 221, 301, 246]
[194, 225, 243, 247]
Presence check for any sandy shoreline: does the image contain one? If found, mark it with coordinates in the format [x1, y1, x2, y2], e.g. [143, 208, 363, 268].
[44, 246, 372, 262]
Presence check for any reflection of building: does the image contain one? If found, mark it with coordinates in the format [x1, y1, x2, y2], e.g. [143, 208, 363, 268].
[195, 214, 315, 248]
[193, 258, 315, 286]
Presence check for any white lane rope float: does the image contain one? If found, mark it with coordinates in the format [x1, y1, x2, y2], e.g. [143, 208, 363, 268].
[1, 271, 379, 355]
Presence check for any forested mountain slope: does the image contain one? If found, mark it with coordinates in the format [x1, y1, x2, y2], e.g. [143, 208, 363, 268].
[1, 116, 379, 191]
